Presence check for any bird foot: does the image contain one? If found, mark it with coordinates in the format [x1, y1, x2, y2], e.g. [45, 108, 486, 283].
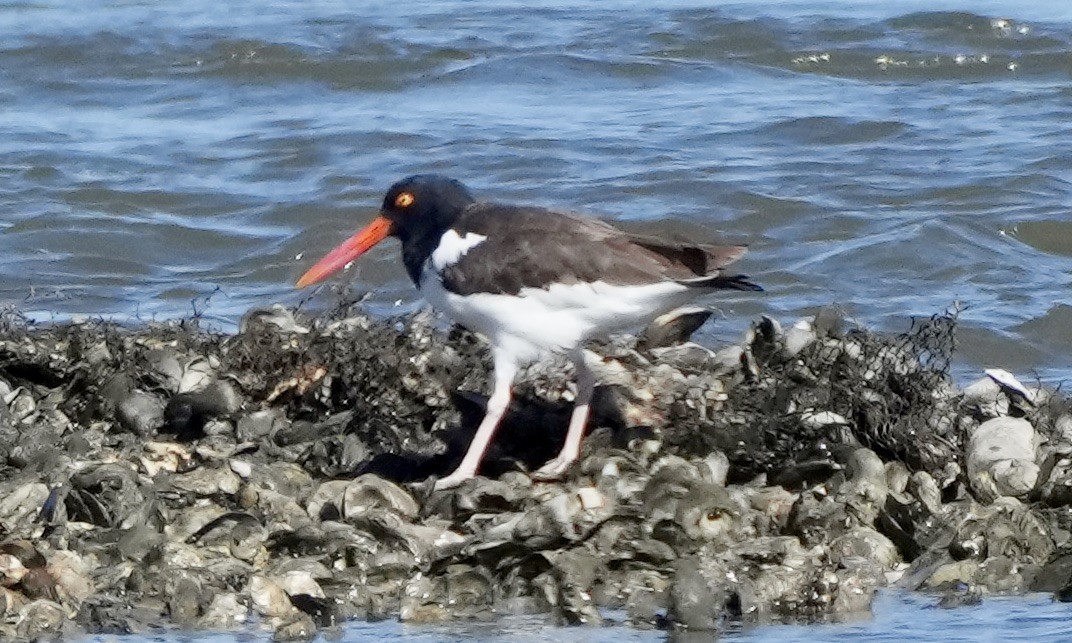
[432, 471, 475, 492]
[531, 455, 576, 481]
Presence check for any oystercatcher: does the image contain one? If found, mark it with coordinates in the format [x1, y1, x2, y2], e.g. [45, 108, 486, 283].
[297, 175, 761, 490]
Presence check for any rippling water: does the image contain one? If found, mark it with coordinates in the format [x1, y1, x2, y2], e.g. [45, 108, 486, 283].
[82, 591, 1072, 641]
[3, 0, 1072, 382]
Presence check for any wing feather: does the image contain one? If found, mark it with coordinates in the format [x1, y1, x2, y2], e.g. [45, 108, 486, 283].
[438, 203, 755, 296]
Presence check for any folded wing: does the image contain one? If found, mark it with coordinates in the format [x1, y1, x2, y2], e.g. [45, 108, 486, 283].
[439, 204, 761, 296]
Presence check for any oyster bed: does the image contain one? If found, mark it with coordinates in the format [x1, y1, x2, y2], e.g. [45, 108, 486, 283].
[0, 304, 1070, 639]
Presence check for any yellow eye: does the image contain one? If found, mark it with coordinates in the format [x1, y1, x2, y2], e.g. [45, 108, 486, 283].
[395, 192, 415, 208]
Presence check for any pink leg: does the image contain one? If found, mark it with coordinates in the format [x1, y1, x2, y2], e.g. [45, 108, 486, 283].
[533, 351, 595, 480]
[434, 355, 518, 491]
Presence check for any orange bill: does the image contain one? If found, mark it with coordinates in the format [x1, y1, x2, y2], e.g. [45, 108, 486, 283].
[296, 216, 393, 288]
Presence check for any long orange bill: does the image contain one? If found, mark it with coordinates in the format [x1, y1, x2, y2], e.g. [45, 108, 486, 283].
[295, 215, 393, 288]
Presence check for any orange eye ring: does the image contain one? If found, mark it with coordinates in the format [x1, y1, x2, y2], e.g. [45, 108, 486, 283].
[394, 192, 415, 208]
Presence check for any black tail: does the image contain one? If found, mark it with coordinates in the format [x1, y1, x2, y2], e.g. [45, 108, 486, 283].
[676, 273, 763, 292]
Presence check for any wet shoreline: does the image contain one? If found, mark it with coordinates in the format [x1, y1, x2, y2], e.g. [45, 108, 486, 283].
[0, 303, 1069, 639]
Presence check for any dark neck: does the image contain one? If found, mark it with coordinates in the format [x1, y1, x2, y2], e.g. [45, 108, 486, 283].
[400, 229, 445, 286]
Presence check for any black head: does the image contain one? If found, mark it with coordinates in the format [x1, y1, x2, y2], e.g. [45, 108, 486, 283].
[380, 175, 476, 242]
[296, 174, 476, 289]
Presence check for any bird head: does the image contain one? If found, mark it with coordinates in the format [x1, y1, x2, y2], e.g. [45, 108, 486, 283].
[296, 174, 474, 288]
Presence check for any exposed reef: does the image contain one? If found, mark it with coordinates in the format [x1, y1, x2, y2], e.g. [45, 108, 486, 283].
[0, 303, 1069, 639]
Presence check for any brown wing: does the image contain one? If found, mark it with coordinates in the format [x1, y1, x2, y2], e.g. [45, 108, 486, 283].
[627, 234, 747, 274]
[439, 203, 757, 296]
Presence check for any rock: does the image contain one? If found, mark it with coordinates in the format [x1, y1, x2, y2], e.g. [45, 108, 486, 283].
[0, 586, 26, 616]
[937, 585, 982, 608]
[747, 486, 797, 531]
[249, 575, 295, 619]
[236, 409, 286, 442]
[800, 410, 849, 431]
[734, 537, 826, 623]
[784, 318, 818, 357]
[908, 471, 943, 514]
[178, 356, 216, 394]
[306, 475, 419, 523]
[984, 368, 1033, 407]
[1054, 415, 1072, 445]
[7, 387, 36, 422]
[830, 527, 901, 569]
[668, 558, 725, 630]
[698, 451, 730, 486]
[116, 389, 165, 435]
[273, 612, 317, 641]
[637, 307, 713, 351]
[342, 474, 419, 519]
[142, 347, 184, 391]
[963, 376, 1008, 418]
[140, 441, 193, 476]
[240, 304, 310, 335]
[279, 571, 325, 599]
[183, 511, 267, 563]
[967, 417, 1040, 500]
[976, 556, 1028, 593]
[229, 459, 253, 479]
[0, 555, 28, 587]
[648, 343, 718, 372]
[425, 476, 524, 521]
[832, 566, 881, 616]
[0, 483, 49, 533]
[165, 571, 203, 627]
[673, 483, 739, 543]
[547, 550, 603, 626]
[199, 592, 246, 630]
[965, 498, 1054, 564]
[16, 599, 66, 639]
[885, 461, 910, 495]
[512, 487, 613, 547]
[922, 560, 979, 590]
[625, 586, 664, 628]
[841, 448, 889, 522]
[445, 564, 493, 612]
[46, 550, 94, 606]
[170, 465, 242, 497]
[399, 574, 447, 623]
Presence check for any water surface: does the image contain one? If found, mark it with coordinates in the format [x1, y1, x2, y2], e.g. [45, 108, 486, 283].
[81, 591, 1072, 641]
[3, 0, 1072, 382]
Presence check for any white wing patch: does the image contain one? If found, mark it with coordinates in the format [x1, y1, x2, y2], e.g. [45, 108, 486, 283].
[430, 229, 488, 271]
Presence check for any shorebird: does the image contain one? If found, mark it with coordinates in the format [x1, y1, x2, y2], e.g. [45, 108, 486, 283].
[297, 175, 761, 490]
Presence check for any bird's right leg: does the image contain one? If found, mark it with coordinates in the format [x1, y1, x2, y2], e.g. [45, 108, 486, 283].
[533, 348, 594, 480]
[434, 353, 518, 491]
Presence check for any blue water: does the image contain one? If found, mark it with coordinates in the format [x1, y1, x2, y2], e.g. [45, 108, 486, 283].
[78, 591, 1072, 641]
[2, 0, 1072, 383]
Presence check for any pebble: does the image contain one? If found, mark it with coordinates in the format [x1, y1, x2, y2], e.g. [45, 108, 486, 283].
[967, 417, 1040, 500]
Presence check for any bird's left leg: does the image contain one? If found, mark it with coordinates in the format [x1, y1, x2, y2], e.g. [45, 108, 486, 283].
[533, 349, 595, 480]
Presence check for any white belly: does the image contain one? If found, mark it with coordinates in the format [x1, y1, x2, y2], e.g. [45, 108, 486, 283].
[419, 262, 696, 365]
